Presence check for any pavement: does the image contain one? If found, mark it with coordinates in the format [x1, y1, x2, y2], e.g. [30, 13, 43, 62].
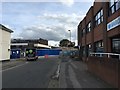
[59, 57, 114, 88]
[1, 58, 26, 70]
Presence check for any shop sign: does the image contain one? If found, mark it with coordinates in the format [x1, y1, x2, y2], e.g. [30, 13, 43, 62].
[107, 16, 120, 31]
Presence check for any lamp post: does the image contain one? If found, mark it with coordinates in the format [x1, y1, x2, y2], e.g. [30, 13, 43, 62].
[68, 30, 71, 43]
[68, 30, 71, 50]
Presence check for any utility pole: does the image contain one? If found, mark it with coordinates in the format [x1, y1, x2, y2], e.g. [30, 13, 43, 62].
[68, 30, 71, 43]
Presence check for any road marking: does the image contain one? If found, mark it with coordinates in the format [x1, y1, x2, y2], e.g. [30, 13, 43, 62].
[0, 62, 29, 72]
[68, 65, 82, 88]
[56, 64, 60, 78]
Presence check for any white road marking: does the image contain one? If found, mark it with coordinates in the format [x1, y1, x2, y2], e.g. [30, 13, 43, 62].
[56, 64, 60, 78]
[0, 62, 29, 72]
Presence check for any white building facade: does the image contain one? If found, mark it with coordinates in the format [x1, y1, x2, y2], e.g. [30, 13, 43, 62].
[0, 24, 13, 61]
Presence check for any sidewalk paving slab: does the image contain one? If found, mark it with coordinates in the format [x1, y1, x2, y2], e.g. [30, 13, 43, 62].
[59, 57, 114, 88]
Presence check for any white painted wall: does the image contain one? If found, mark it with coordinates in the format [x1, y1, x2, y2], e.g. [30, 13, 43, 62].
[0, 29, 11, 61]
[0, 29, 2, 61]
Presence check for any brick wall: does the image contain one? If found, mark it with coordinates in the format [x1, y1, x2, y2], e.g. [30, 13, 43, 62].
[87, 56, 120, 88]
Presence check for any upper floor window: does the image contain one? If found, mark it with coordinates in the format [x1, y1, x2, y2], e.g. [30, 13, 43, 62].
[109, 0, 120, 15]
[81, 28, 86, 37]
[86, 22, 91, 33]
[95, 9, 103, 26]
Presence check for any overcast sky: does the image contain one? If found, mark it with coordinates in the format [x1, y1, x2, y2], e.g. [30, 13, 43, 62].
[1, 0, 93, 46]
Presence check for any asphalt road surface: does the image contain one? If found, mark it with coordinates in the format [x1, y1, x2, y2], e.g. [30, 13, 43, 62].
[2, 57, 59, 88]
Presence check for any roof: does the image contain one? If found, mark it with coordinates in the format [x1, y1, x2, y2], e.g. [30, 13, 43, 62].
[11, 43, 51, 49]
[0, 24, 13, 33]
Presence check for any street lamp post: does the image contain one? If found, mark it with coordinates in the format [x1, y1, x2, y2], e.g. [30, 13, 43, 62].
[68, 30, 71, 43]
[68, 30, 71, 50]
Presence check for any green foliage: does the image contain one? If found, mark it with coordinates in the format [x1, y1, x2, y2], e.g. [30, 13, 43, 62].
[59, 39, 75, 47]
[59, 39, 69, 47]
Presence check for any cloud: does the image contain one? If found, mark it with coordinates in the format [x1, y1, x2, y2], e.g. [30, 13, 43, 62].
[38, 13, 84, 27]
[19, 24, 68, 41]
[48, 40, 59, 47]
[17, 13, 84, 46]
[59, 0, 74, 7]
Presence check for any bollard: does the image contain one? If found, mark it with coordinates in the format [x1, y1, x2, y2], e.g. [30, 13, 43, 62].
[45, 55, 48, 58]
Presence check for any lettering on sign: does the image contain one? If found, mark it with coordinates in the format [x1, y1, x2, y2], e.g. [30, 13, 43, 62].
[107, 16, 120, 31]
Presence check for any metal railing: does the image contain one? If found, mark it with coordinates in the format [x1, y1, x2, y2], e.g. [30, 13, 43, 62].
[90, 52, 120, 60]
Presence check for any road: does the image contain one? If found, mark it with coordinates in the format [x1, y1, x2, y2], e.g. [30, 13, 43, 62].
[2, 57, 59, 88]
[2, 57, 113, 89]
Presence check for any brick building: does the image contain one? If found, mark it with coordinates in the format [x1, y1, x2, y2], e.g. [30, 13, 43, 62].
[78, 0, 120, 59]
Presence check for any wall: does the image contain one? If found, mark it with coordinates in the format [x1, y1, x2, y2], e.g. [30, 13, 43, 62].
[86, 6, 93, 45]
[0, 29, 11, 61]
[37, 49, 62, 56]
[87, 56, 120, 88]
[0, 29, 2, 61]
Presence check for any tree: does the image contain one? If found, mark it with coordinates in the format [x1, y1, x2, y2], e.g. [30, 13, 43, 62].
[59, 39, 70, 47]
[59, 39, 75, 47]
[68, 42, 75, 47]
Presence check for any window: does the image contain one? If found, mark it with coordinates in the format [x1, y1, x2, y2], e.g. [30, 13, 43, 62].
[81, 28, 86, 37]
[112, 38, 120, 54]
[95, 9, 103, 26]
[86, 44, 92, 57]
[86, 22, 91, 33]
[109, 0, 120, 16]
[82, 46, 86, 56]
[95, 40, 104, 53]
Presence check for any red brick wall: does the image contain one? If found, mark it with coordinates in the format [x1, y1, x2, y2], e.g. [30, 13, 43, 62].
[108, 26, 120, 37]
[107, 9, 120, 23]
[93, 2, 102, 16]
[87, 56, 120, 88]
[86, 33, 92, 45]
[86, 6, 93, 45]
[107, 9, 120, 38]
[86, 6, 93, 24]
[94, 24, 103, 42]
[82, 36, 85, 46]
[81, 17, 86, 29]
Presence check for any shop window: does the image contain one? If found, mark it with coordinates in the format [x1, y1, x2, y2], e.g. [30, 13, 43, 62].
[109, 0, 120, 16]
[95, 9, 103, 26]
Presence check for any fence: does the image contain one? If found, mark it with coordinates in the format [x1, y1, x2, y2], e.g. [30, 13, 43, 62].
[36, 49, 62, 56]
[90, 53, 120, 60]
[10, 49, 21, 59]
[87, 52, 120, 88]
[10, 49, 62, 59]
